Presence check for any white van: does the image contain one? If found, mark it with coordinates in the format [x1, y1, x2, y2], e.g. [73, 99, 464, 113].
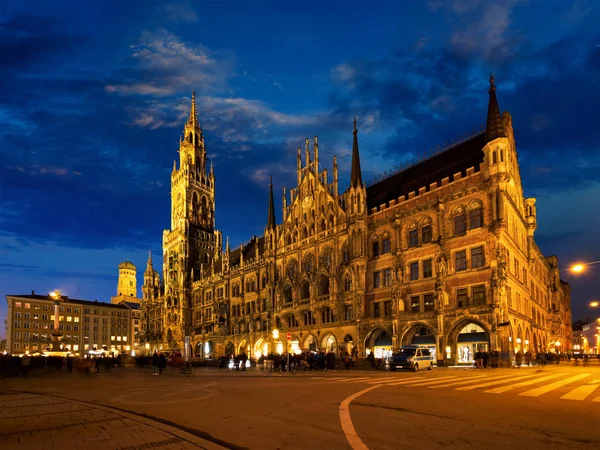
[390, 346, 434, 371]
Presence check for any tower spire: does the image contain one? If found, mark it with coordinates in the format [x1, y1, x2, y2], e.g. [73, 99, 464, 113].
[350, 117, 363, 188]
[485, 74, 506, 143]
[266, 177, 276, 230]
[145, 250, 153, 272]
[188, 90, 199, 129]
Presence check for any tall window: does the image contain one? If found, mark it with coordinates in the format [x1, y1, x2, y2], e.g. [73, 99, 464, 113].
[373, 271, 381, 288]
[472, 285, 486, 305]
[344, 277, 352, 292]
[469, 208, 483, 229]
[423, 259, 432, 278]
[411, 296, 420, 313]
[454, 214, 466, 235]
[344, 305, 353, 321]
[455, 251, 467, 272]
[410, 262, 419, 281]
[372, 241, 380, 257]
[471, 247, 484, 268]
[409, 229, 419, 247]
[384, 300, 392, 316]
[422, 225, 432, 244]
[423, 294, 434, 312]
[382, 237, 391, 254]
[373, 303, 381, 318]
[457, 288, 468, 308]
[383, 269, 392, 286]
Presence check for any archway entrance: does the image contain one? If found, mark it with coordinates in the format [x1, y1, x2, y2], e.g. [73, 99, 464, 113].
[254, 338, 268, 358]
[304, 335, 317, 352]
[341, 334, 354, 357]
[366, 329, 393, 359]
[237, 340, 248, 356]
[225, 341, 235, 357]
[403, 325, 437, 361]
[194, 342, 202, 358]
[455, 323, 489, 364]
[322, 334, 337, 354]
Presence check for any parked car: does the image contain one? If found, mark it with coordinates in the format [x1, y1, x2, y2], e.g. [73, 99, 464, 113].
[390, 346, 434, 372]
[166, 351, 184, 367]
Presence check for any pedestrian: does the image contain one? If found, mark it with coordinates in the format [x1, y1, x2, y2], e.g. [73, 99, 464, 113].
[524, 351, 531, 367]
[515, 351, 523, 368]
[158, 352, 167, 375]
[152, 351, 159, 375]
[367, 351, 375, 370]
[21, 355, 32, 377]
[475, 350, 483, 369]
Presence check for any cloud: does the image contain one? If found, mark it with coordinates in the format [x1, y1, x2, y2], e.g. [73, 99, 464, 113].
[105, 29, 235, 97]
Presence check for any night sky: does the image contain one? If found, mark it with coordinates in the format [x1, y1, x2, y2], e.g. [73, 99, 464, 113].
[1, 1, 599, 339]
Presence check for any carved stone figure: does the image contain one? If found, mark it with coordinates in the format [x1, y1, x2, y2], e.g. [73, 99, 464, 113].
[436, 256, 448, 276]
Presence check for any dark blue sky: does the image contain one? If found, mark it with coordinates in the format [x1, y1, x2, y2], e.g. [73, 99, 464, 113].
[1, 1, 599, 339]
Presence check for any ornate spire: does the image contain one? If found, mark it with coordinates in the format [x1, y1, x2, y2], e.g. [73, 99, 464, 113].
[485, 73, 506, 143]
[188, 90, 199, 129]
[145, 250, 153, 272]
[350, 117, 363, 188]
[266, 177, 276, 230]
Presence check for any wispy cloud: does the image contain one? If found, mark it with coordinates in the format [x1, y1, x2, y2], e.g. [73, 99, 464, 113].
[106, 29, 235, 97]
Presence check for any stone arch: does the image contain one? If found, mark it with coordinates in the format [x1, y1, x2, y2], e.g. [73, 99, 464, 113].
[237, 339, 248, 355]
[533, 332, 539, 354]
[321, 333, 338, 353]
[303, 334, 318, 352]
[254, 338, 269, 358]
[317, 275, 329, 297]
[299, 280, 310, 300]
[400, 322, 437, 347]
[525, 328, 531, 353]
[364, 327, 393, 351]
[447, 319, 491, 365]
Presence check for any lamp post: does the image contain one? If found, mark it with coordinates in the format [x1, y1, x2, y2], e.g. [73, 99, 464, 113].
[570, 260, 600, 274]
[49, 290, 63, 353]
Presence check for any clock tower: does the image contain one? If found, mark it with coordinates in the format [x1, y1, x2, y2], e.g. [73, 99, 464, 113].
[162, 91, 222, 348]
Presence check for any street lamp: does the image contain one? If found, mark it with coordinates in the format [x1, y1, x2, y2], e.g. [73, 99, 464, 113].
[590, 301, 599, 308]
[570, 260, 600, 274]
[49, 290, 64, 353]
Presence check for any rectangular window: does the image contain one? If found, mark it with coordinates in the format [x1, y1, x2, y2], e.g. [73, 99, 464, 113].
[409, 229, 419, 248]
[457, 288, 468, 308]
[383, 269, 392, 287]
[344, 305, 353, 321]
[471, 247, 484, 268]
[423, 259, 432, 278]
[411, 296, 420, 313]
[469, 208, 483, 229]
[373, 303, 381, 318]
[373, 271, 381, 288]
[455, 251, 467, 272]
[372, 241, 380, 257]
[382, 238, 391, 254]
[25, 303, 31, 309]
[384, 300, 392, 316]
[472, 285, 486, 305]
[422, 225, 432, 244]
[410, 262, 419, 281]
[454, 215, 466, 235]
[15, 302, 22, 308]
[423, 294, 434, 312]
[15, 312, 21, 319]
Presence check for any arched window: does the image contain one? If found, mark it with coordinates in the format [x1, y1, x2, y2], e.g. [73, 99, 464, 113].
[318, 275, 329, 297]
[300, 281, 310, 300]
[344, 276, 352, 292]
[283, 285, 293, 304]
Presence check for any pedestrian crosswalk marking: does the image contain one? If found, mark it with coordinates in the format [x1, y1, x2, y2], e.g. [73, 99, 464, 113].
[560, 383, 600, 401]
[593, 395, 600, 402]
[380, 375, 458, 386]
[456, 373, 540, 391]
[427, 374, 517, 389]
[519, 373, 591, 397]
[484, 373, 564, 394]
[336, 377, 375, 383]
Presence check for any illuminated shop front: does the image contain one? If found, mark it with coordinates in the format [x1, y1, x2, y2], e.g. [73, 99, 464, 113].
[372, 330, 393, 359]
[456, 323, 489, 364]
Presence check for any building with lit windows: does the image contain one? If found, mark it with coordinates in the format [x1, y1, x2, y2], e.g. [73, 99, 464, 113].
[141, 78, 573, 366]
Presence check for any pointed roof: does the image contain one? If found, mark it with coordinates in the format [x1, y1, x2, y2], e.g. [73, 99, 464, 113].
[350, 118, 363, 188]
[145, 250, 153, 273]
[485, 74, 506, 143]
[187, 90, 200, 130]
[266, 177, 276, 230]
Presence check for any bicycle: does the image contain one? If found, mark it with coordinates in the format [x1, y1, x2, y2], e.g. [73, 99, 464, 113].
[290, 361, 307, 375]
[180, 361, 194, 375]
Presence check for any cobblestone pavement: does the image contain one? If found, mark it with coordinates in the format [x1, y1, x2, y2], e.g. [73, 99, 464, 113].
[0, 391, 227, 450]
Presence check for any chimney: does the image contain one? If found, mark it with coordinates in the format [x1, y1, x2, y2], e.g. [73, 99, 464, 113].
[31, 290, 35, 295]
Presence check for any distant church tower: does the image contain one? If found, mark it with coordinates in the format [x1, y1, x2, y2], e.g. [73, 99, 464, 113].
[162, 91, 222, 346]
[111, 261, 140, 304]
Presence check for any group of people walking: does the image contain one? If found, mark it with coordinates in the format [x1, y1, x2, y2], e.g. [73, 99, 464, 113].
[151, 351, 167, 375]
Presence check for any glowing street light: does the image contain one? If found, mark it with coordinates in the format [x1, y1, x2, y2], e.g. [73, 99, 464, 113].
[570, 260, 600, 274]
[590, 301, 599, 308]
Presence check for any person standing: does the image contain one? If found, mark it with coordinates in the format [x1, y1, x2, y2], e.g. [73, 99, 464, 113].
[152, 351, 159, 375]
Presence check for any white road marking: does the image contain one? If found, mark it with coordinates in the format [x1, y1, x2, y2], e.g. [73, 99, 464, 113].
[484, 373, 564, 394]
[519, 374, 591, 397]
[384, 375, 458, 386]
[456, 373, 540, 391]
[560, 383, 600, 401]
[426, 374, 517, 389]
[337, 377, 377, 383]
[339, 385, 382, 450]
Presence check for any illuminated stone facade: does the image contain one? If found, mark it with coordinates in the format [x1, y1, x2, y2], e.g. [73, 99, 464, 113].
[141, 79, 572, 365]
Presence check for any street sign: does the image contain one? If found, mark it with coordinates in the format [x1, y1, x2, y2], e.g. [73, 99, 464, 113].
[286, 332, 291, 340]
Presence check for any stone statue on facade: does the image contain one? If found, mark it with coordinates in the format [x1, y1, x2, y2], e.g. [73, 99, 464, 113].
[436, 256, 448, 277]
